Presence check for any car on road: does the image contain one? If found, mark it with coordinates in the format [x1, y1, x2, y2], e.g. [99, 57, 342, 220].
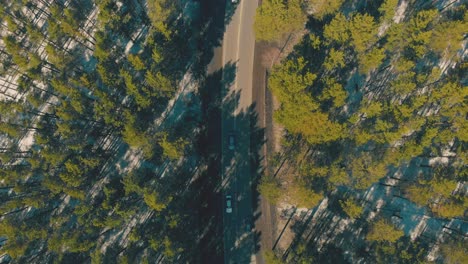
[244, 219, 252, 231]
[228, 134, 236, 150]
[226, 195, 233, 213]
[232, 0, 238, 3]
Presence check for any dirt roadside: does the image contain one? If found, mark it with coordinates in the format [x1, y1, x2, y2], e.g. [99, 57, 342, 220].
[252, 40, 276, 264]
[252, 30, 309, 263]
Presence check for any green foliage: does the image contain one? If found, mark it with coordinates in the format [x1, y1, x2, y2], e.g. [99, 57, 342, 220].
[121, 69, 151, 109]
[349, 14, 378, 55]
[340, 198, 363, 219]
[122, 124, 149, 148]
[440, 242, 468, 264]
[406, 185, 432, 206]
[122, 112, 153, 157]
[430, 19, 467, 57]
[324, 13, 350, 45]
[307, 0, 344, 20]
[144, 189, 172, 212]
[94, 31, 112, 61]
[432, 200, 466, 219]
[0, 219, 28, 258]
[152, 46, 163, 63]
[128, 54, 146, 71]
[288, 183, 323, 208]
[59, 160, 85, 187]
[263, 250, 283, 264]
[118, 255, 129, 264]
[388, 9, 439, 58]
[366, 220, 404, 243]
[0, 122, 20, 138]
[350, 153, 387, 189]
[278, 111, 344, 144]
[157, 133, 187, 160]
[0, 0, 463, 262]
[162, 236, 183, 259]
[308, 33, 322, 49]
[149, 238, 161, 251]
[3, 36, 33, 71]
[269, 57, 344, 144]
[269, 58, 317, 106]
[391, 72, 416, 95]
[320, 78, 347, 107]
[373, 239, 427, 264]
[358, 47, 385, 73]
[122, 172, 143, 195]
[258, 175, 282, 204]
[256, 1, 463, 261]
[97, 0, 121, 26]
[90, 250, 102, 264]
[323, 13, 384, 74]
[407, 169, 465, 218]
[166, 214, 180, 229]
[254, 0, 307, 41]
[328, 164, 350, 186]
[0, 0, 188, 262]
[323, 48, 345, 71]
[378, 0, 399, 23]
[361, 100, 383, 118]
[150, 235, 184, 260]
[145, 70, 174, 98]
[26, 23, 44, 43]
[5, 16, 19, 32]
[147, 0, 176, 40]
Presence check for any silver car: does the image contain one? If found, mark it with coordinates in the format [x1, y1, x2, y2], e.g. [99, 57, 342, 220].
[228, 134, 236, 150]
[226, 195, 233, 213]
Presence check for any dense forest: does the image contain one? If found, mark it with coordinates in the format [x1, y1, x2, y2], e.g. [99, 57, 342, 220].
[0, 0, 217, 262]
[256, 0, 467, 263]
[0, 0, 466, 263]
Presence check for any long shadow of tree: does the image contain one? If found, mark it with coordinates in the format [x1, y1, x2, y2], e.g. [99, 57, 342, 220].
[93, 0, 244, 262]
[233, 103, 265, 262]
[108, 3, 243, 258]
[127, 1, 246, 261]
[192, 65, 227, 263]
[0, 0, 261, 262]
[188, 52, 265, 263]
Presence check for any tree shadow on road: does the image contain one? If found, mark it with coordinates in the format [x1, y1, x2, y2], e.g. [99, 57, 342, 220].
[223, 84, 266, 263]
[191, 61, 236, 263]
[192, 0, 228, 79]
[191, 54, 266, 262]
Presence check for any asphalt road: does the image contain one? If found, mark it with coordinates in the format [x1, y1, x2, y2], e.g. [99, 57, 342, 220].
[218, 0, 258, 263]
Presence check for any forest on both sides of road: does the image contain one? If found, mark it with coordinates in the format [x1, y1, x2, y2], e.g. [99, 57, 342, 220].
[255, 0, 467, 263]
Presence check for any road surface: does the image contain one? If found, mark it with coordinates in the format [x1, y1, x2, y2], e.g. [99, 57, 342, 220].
[217, 0, 259, 263]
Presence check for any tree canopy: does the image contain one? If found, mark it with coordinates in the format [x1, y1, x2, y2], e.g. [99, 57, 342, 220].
[254, 0, 307, 41]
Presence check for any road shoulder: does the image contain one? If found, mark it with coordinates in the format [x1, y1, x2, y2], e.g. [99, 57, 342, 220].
[252, 40, 277, 264]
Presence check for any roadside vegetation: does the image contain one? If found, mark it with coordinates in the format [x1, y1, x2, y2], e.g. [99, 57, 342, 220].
[256, 0, 467, 262]
[254, 0, 307, 42]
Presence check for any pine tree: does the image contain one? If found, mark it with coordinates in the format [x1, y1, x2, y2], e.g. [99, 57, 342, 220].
[340, 198, 363, 219]
[254, 0, 307, 41]
[367, 220, 404, 243]
[307, 0, 344, 20]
